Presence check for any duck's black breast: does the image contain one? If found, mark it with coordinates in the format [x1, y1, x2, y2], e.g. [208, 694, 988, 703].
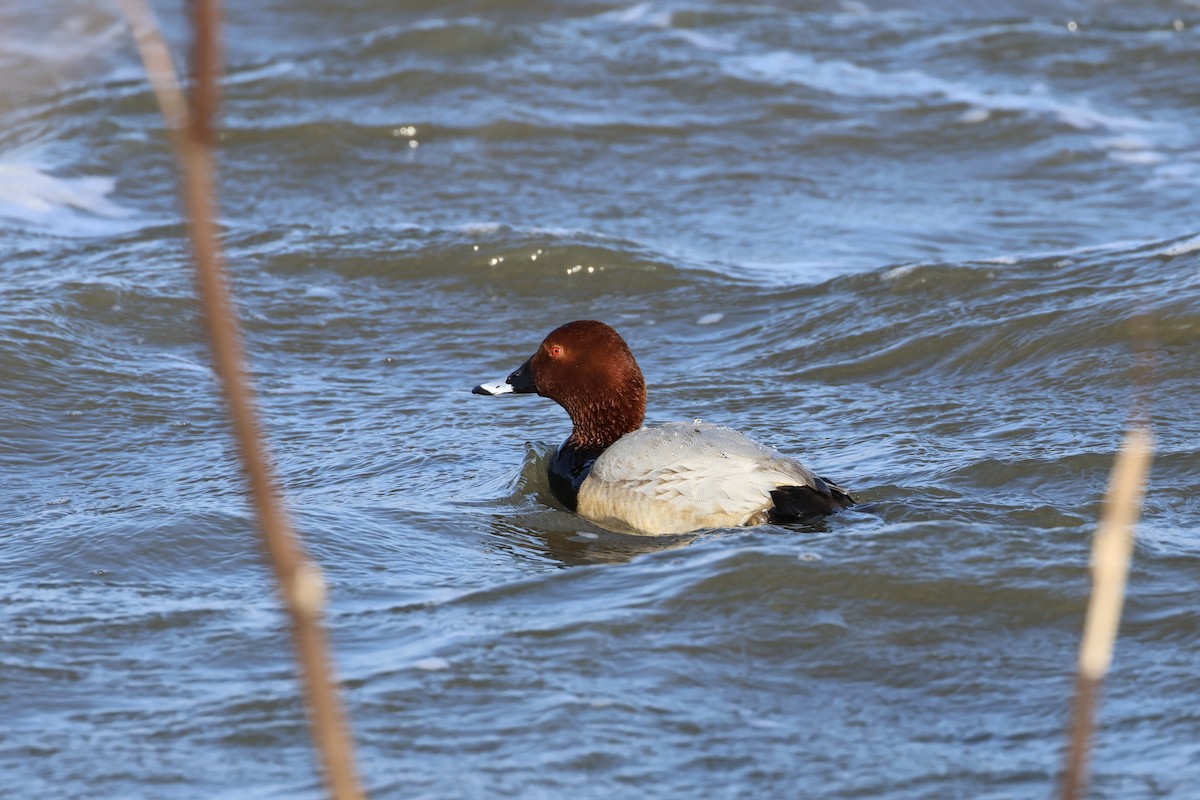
[547, 439, 604, 512]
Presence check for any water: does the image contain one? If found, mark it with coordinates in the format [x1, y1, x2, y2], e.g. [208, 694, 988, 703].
[3, 1, 1199, 797]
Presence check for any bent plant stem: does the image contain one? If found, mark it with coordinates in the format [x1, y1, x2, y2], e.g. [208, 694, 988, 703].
[118, 0, 365, 797]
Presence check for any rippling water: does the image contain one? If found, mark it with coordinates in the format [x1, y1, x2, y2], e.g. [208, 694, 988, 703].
[3, 1, 1199, 797]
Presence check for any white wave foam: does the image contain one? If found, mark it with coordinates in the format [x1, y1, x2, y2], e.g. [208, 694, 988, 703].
[460, 221, 504, 235]
[606, 2, 672, 27]
[1096, 135, 1155, 151]
[672, 28, 736, 53]
[1108, 150, 1167, 166]
[604, 2, 734, 51]
[722, 50, 1156, 134]
[1157, 235, 1200, 257]
[881, 264, 916, 280]
[733, 257, 866, 285]
[0, 15, 125, 71]
[455, 221, 637, 244]
[0, 163, 142, 235]
[979, 235, 1190, 266]
[413, 657, 450, 671]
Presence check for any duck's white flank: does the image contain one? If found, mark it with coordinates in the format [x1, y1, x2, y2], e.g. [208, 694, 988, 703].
[577, 421, 825, 535]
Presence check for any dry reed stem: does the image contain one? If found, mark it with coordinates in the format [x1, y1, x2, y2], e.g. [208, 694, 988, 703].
[117, 1, 365, 796]
[1077, 426, 1152, 681]
[1061, 318, 1154, 800]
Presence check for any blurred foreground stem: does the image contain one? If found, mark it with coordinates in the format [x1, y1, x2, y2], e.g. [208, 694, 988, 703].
[117, 1, 365, 796]
[1061, 316, 1154, 800]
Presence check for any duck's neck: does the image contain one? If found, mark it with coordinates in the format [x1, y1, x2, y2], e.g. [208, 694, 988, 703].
[562, 379, 646, 453]
[550, 401, 641, 512]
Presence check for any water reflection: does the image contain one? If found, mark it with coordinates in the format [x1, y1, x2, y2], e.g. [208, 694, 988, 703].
[488, 511, 699, 567]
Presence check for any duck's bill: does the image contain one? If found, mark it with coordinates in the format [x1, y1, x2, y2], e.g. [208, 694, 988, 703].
[472, 380, 513, 396]
[472, 357, 537, 396]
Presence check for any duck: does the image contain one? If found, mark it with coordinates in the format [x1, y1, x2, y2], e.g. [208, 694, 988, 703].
[472, 320, 854, 535]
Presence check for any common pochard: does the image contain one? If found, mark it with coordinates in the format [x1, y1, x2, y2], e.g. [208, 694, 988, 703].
[473, 320, 854, 535]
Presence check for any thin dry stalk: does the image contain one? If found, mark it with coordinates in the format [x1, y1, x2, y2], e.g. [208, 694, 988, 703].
[117, 1, 365, 797]
[1061, 318, 1154, 800]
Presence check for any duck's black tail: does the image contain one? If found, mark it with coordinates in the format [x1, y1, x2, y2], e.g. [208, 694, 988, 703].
[767, 476, 855, 524]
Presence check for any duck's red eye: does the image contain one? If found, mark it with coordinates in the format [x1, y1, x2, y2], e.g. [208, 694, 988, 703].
[549, 345, 564, 358]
